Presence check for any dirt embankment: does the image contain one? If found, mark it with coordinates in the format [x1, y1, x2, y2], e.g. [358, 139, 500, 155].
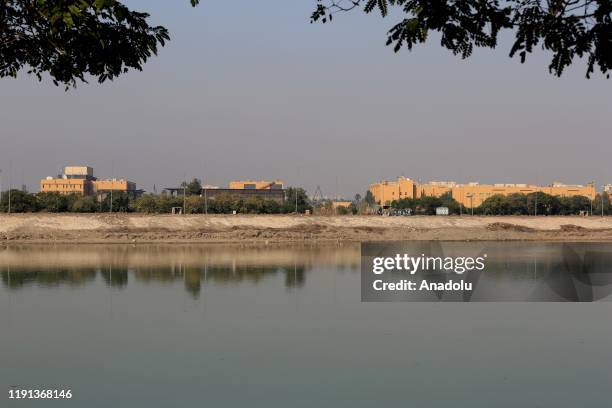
[1, 214, 612, 243]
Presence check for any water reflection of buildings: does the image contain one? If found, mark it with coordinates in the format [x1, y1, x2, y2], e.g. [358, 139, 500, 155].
[135, 264, 308, 298]
[0, 264, 308, 298]
[0, 267, 98, 288]
[3, 243, 612, 301]
[0, 244, 359, 298]
[8, 250, 610, 302]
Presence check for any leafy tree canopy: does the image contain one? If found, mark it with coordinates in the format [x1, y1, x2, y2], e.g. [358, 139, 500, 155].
[1, 0, 609, 88]
[312, 0, 611, 78]
[283, 187, 312, 213]
[0, 0, 199, 87]
[187, 178, 202, 196]
[364, 190, 376, 206]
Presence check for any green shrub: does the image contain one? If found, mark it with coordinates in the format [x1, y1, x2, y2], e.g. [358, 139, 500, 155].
[0, 189, 38, 212]
[36, 192, 70, 212]
[71, 196, 96, 213]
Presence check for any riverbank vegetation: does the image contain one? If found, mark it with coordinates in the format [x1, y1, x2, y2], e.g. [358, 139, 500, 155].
[0, 187, 313, 214]
[0, 188, 609, 216]
[390, 191, 611, 216]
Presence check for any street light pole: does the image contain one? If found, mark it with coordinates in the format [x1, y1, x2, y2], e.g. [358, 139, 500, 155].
[181, 173, 188, 215]
[204, 188, 208, 215]
[110, 162, 114, 213]
[6, 162, 12, 214]
[470, 195, 473, 216]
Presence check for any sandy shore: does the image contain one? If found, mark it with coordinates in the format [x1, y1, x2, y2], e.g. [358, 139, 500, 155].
[1, 213, 612, 243]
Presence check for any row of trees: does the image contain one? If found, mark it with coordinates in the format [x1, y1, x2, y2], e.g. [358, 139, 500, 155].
[478, 192, 611, 216]
[391, 192, 462, 215]
[2, 188, 610, 216]
[134, 188, 311, 214]
[0, 187, 312, 214]
[0, 190, 115, 213]
[389, 192, 612, 216]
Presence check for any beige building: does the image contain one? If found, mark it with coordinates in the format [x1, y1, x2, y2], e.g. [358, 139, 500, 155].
[370, 177, 597, 208]
[200, 180, 285, 203]
[93, 179, 136, 193]
[64, 166, 94, 178]
[331, 201, 353, 210]
[416, 181, 456, 198]
[228, 180, 284, 190]
[40, 166, 137, 197]
[368, 176, 416, 205]
[40, 177, 94, 196]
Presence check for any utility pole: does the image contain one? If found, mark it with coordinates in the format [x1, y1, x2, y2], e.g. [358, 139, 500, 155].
[468, 195, 473, 216]
[183, 174, 186, 215]
[534, 193, 537, 216]
[110, 162, 114, 214]
[297, 167, 302, 215]
[7, 165, 11, 214]
[602, 187, 605, 217]
[204, 187, 208, 215]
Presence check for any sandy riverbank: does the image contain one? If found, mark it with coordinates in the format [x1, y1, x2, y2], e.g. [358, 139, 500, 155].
[1, 213, 612, 243]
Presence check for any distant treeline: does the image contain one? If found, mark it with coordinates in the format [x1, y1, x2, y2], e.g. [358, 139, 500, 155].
[0, 188, 312, 214]
[1, 188, 609, 216]
[390, 192, 611, 216]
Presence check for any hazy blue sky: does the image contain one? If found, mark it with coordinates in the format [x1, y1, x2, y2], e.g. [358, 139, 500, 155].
[0, 1, 609, 198]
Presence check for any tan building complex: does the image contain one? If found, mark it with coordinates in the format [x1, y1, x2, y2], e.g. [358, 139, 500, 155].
[331, 201, 353, 210]
[228, 180, 284, 190]
[40, 178, 94, 196]
[93, 179, 137, 194]
[370, 176, 596, 208]
[40, 166, 137, 197]
[199, 179, 285, 203]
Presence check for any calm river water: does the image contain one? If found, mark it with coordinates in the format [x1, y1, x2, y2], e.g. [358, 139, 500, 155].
[1, 243, 611, 407]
